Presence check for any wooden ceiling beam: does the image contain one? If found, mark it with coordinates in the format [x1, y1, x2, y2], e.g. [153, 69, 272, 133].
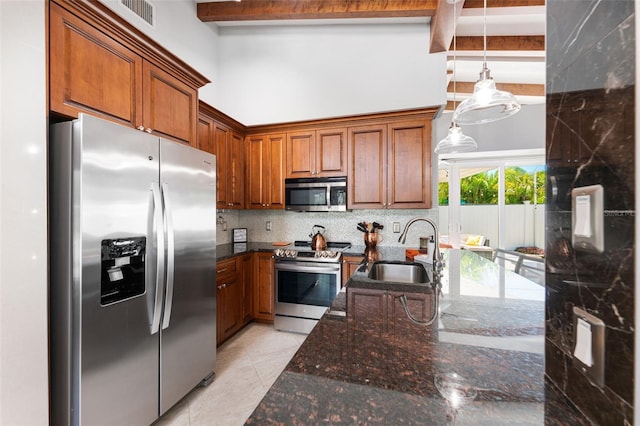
[197, 0, 439, 22]
[462, 0, 545, 7]
[451, 35, 545, 51]
[447, 81, 545, 96]
[429, 0, 465, 53]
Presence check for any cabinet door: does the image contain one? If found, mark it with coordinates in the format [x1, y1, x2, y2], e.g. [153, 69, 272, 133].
[214, 123, 231, 209]
[387, 120, 432, 209]
[229, 131, 245, 209]
[253, 252, 275, 321]
[266, 134, 286, 209]
[197, 114, 215, 154]
[218, 274, 242, 343]
[341, 255, 364, 287]
[347, 125, 387, 209]
[286, 130, 316, 178]
[143, 61, 197, 146]
[387, 290, 433, 337]
[316, 128, 347, 177]
[246, 135, 267, 209]
[50, 3, 143, 127]
[241, 254, 253, 323]
[346, 287, 387, 337]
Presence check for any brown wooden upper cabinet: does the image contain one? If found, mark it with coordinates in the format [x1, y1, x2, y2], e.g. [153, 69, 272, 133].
[199, 114, 245, 209]
[246, 133, 286, 209]
[347, 120, 432, 209]
[49, 1, 203, 147]
[286, 128, 347, 178]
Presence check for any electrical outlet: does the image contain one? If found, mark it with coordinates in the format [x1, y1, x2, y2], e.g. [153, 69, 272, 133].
[393, 222, 400, 233]
[266, 220, 272, 231]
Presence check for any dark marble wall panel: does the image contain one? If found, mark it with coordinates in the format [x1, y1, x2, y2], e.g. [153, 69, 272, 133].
[547, 1, 634, 86]
[545, 1, 635, 424]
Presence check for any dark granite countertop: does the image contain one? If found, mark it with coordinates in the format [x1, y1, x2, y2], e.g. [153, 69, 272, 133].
[216, 242, 280, 261]
[245, 249, 590, 425]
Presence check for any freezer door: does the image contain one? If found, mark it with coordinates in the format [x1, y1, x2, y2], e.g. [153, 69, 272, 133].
[75, 115, 161, 425]
[159, 139, 216, 414]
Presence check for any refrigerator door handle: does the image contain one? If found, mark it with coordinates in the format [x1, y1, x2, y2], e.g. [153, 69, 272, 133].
[161, 183, 175, 330]
[150, 182, 165, 334]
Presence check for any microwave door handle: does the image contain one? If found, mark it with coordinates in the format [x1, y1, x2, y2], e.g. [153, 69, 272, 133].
[150, 182, 165, 335]
[326, 185, 331, 208]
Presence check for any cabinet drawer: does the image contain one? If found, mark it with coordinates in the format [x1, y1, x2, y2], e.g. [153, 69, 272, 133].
[216, 258, 238, 280]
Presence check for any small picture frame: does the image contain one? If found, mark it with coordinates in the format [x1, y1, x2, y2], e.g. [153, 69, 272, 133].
[232, 228, 247, 243]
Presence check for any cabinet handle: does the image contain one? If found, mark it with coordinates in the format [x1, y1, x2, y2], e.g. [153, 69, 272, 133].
[137, 125, 145, 131]
[217, 268, 228, 274]
[145, 128, 153, 134]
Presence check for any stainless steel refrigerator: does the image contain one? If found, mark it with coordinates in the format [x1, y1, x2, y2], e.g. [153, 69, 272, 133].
[49, 114, 217, 425]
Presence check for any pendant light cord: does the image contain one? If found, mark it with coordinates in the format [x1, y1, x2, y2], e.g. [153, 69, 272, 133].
[483, 0, 487, 65]
[453, 5, 457, 106]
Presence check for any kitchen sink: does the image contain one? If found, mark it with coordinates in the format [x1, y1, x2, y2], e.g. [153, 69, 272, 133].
[367, 261, 430, 285]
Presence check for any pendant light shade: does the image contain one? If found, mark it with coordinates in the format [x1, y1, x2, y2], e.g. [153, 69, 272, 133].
[452, 0, 521, 125]
[453, 63, 521, 125]
[435, 122, 477, 154]
[436, 0, 476, 155]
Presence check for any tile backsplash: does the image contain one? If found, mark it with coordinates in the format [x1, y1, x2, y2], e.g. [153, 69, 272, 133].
[215, 209, 439, 248]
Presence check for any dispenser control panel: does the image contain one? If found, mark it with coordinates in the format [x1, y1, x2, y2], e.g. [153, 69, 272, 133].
[100, 237, 146, 306]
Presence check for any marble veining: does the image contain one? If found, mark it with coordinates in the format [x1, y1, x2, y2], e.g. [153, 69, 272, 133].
[545, 0, 635, 424]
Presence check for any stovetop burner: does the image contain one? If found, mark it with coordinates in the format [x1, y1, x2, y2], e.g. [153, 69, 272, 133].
[275, 241, 351, 263]
[294, 240, 352, 249]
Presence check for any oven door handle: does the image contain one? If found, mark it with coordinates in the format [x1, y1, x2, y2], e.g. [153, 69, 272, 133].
[275, 261, 341, 274]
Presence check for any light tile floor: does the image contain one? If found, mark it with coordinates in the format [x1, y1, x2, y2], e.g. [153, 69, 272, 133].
[155, 323, 306, 426]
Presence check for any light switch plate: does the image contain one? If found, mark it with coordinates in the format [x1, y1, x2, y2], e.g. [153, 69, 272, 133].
[572, 307, 605, 388]
[571, 184, 604, 253]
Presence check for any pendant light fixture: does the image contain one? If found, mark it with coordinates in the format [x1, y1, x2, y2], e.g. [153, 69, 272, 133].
[452, 0, 521, 125]
[435, 4, 477, 154]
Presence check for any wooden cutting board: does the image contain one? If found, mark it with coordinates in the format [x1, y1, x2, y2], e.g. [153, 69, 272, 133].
[272, 241, 291, 246]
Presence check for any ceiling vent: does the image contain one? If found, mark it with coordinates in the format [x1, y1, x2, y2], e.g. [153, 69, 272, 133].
[120, 0, 155, 27]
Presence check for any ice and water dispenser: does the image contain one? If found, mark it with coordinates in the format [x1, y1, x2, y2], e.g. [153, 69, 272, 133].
[101, 237, 146, 305]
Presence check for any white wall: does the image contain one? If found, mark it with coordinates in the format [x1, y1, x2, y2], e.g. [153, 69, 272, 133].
[0, 1, 49, 424]
[216, 23, 446, 125]
[99, 0, 220, 103]
[434, 103, 546, 152]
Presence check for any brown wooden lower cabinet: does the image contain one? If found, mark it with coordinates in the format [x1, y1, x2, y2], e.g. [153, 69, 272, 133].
[346, 286, 432, 336]
[216, 255, 254, 346]
[241, 254, 253, 323]
[341, 254, 364, 286]
[253, 251, 275, 321]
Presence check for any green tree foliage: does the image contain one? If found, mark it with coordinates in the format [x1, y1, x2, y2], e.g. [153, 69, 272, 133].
[439, 167, 545, 206]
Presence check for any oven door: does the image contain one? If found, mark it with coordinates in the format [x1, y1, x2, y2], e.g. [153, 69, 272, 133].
[274, 260, 341, 319]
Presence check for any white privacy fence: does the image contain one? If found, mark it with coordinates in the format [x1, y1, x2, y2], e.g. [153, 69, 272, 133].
[439, 204, 545, 250]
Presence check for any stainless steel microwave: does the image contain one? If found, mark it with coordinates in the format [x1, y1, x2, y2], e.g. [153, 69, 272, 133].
[285, 177, 347, 212]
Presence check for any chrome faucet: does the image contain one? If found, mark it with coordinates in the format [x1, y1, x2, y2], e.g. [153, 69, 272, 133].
[398, 217, 443, 272]
[396, 217, 444, 327]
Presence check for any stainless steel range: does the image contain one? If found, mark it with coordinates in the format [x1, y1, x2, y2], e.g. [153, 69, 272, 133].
[274, 241, 351, 334]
